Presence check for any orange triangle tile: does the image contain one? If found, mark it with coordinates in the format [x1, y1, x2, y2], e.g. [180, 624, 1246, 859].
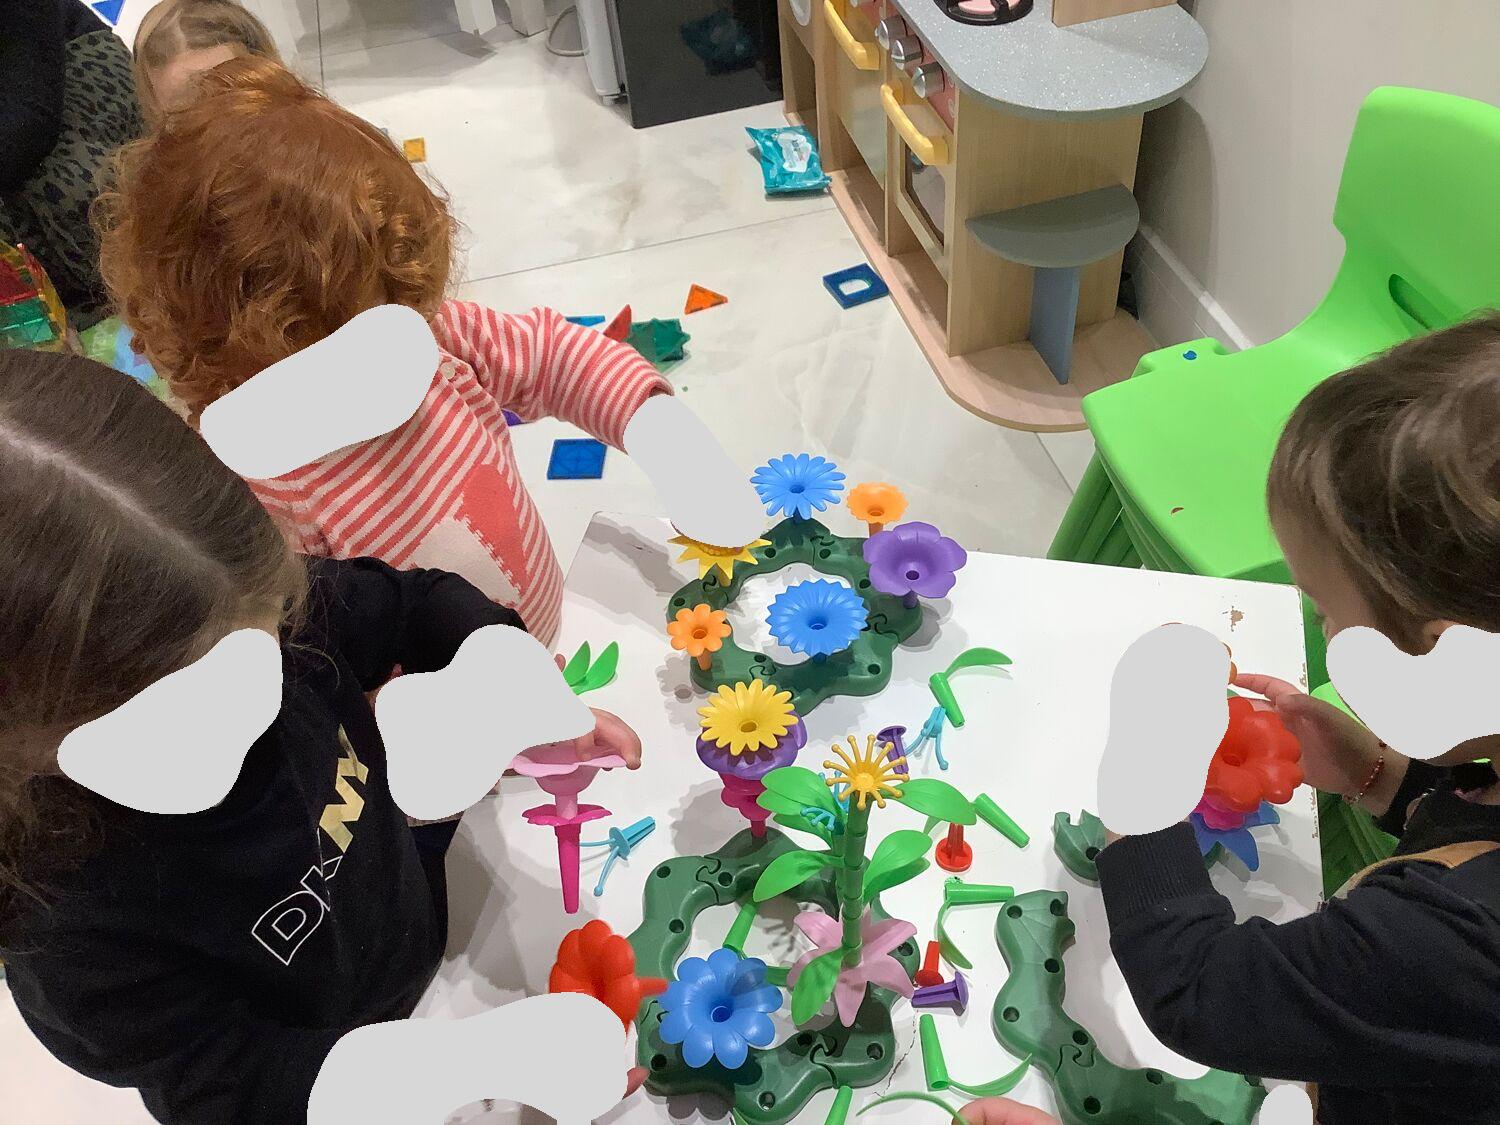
[684, 285, 727, 315]
[603, 305, 633, 341]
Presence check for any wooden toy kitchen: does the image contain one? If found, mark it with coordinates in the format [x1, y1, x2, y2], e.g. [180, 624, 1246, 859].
[776, 0, 1207, 430]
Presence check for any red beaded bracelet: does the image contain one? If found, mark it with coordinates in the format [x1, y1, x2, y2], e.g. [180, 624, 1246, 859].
[1346, 752, 1386, 805]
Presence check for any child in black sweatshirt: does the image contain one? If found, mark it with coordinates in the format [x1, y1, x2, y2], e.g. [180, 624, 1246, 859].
[0, 350, 640, 1122]
[1097, 316, 1500, 1125]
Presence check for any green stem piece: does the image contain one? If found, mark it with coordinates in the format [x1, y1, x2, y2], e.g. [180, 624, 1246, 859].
[765, 964, 789, 987]
[723, 901, 757, 955]
[975, 794, 1030, 849]
[839, 803, 872, 963]
[929, 672, 964, 728]
[918, 1015, 950, 1089]
[856, 1091, 966, 1123]
[935, 878, 1014, 968]
[920, 1015, 1032, 1097]
[825, 1086, 854, 1125]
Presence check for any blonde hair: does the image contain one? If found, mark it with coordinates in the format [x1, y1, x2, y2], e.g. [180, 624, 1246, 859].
[133, 0, 282, 125]
[1268, 313, 1500, 647]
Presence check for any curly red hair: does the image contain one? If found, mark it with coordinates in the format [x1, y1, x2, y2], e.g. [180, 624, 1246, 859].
[97, 57, 454, 419]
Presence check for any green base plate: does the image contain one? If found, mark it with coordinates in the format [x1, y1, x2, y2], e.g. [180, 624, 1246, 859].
[628, 828, 919, 1124]
[666, 517, 923, 717]
[993, 889, 1266, 1125]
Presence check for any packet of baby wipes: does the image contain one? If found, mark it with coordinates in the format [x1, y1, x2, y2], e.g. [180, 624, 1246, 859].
[746, 126, 830, 195]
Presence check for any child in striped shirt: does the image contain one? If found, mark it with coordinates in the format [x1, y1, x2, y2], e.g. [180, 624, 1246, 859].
[98, 56, 670, 646]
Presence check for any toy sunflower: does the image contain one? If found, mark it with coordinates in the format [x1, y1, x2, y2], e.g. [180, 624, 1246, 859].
[669, 533, 771, 583]
[825, 734, 906, 810]
[699, 680, 797, 756]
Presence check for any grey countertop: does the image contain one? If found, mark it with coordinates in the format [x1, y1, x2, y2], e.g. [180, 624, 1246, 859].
[890, 0, 1208, 119]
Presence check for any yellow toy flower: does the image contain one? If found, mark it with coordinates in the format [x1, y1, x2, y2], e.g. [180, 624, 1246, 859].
[669, 534, 771, 583]
[667, 604, 732, 669]
[699, 680, 796, 756]
[825, 734, 906, 810]
[847, 482, 908, 534]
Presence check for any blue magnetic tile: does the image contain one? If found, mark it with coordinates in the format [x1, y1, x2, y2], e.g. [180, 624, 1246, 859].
[547, 438, 607, 480]
[822, 264, 890, 309]
[566, 315, 607, 328]
[502, 409, 525, 427]
[91, 0, 125, 24]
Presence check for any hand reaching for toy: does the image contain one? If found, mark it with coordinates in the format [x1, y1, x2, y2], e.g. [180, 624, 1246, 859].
[574, 707, 643, 770]
[960, 1097, 1060, 1124]
[1233, 673, 1397, 811]
[549, 654, 643, 769]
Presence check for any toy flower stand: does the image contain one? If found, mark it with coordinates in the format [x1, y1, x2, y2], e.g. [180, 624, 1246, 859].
[511, 743, 626, 913]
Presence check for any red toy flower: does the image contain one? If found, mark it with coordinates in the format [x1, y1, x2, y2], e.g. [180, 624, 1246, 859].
[548, 919, 666, 1028]
[1204, 696, 1304, 817]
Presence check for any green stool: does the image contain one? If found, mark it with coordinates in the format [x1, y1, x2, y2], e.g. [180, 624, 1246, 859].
[1051, 86, 1500, 691]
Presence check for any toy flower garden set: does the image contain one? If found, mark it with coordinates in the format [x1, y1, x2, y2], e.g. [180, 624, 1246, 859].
[534, 454, 1305, 1125]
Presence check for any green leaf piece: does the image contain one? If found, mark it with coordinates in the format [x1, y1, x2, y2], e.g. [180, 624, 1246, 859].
[790, 947, 843, 1024]
[576, 640, 619, 693]
[855, 1091, 966, 1123]
[753, 849, 835, 902]
[896, 778, 976, 825]
[944, 646, 1012, 675]
[772, 811, 835, 845]
[863, 830, 934, 899]
[562, 641, 591, 686]
[762, 766, 839, 815]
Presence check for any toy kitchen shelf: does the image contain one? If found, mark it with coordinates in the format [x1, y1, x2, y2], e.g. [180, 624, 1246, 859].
[776, 0, 1207, 431]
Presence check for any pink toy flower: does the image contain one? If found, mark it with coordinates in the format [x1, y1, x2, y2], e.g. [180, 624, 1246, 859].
[787, 908, 915, 1026]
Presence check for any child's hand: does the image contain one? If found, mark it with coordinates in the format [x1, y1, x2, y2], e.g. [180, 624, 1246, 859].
[960, 1097, 1060, 1124]
[1233, 673, 1385, 799]
[572, 708, 642, 770]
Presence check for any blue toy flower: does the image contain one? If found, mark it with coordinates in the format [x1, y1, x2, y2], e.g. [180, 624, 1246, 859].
[658, 948, 782, 1070]
[768, 579, 868, 658]
[752, 453, 846, 520]
[1189, 801, 1280, 871]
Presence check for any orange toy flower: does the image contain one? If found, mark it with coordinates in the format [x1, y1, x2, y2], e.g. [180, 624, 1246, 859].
[667, 604, 732, 668]
[549, 919, 667, 1028]
[847, 482, 908, 534]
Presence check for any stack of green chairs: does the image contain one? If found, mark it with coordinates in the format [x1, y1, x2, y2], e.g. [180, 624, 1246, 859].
[1051, 86, 1500, 888]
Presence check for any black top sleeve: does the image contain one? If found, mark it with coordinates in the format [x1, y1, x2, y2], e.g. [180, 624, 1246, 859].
[1096, 823, 1500, 1087]
[1375, 758, 1447, 837]
[0, 0, 105, 193]
[7, 931, 345, 1124]
[303, 556, 527, 690]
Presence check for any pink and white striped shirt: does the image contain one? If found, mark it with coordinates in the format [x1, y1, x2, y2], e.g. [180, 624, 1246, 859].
[247, 300, 669, 647]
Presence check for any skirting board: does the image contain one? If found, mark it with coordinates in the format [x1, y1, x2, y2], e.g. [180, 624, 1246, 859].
[1128, 224, 1253, 353]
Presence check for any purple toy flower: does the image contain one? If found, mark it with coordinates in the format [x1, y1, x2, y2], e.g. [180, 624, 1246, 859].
[697, 717, 808, 783]
[863, 522, 968, 606]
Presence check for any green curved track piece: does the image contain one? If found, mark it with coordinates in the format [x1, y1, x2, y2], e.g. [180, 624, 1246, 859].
[1052, 811, 1106, 882]
[666, 517, 922, 716]
[628, 829, 919, 1124]
[992, 890, 1267, 1125]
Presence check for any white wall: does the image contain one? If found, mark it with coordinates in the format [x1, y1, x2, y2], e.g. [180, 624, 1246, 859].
[1131, 0, 1500, 349]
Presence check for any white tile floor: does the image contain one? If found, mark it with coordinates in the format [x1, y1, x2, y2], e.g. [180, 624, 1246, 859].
[6, 2, 1096, 1119]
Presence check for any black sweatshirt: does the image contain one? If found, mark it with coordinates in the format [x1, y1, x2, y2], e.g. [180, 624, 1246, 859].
[2, 557, 524, 1124]
[0, 0, 107, 193]
[1097, 761, 1500, 1125]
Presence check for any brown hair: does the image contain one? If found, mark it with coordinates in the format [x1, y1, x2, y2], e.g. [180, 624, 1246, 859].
[0, 350, 304, 918]
[1268, 313, 1500, 646]
[132, 0, 282, 126]
[97, 56, 454, 421]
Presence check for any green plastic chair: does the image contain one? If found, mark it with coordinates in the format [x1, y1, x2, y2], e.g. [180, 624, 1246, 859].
[1051, 86, 1500, 687]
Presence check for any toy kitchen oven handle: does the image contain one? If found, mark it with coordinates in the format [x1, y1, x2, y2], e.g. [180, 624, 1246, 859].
[824, 0, 880, 71]
[881, 83, 950, 166]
